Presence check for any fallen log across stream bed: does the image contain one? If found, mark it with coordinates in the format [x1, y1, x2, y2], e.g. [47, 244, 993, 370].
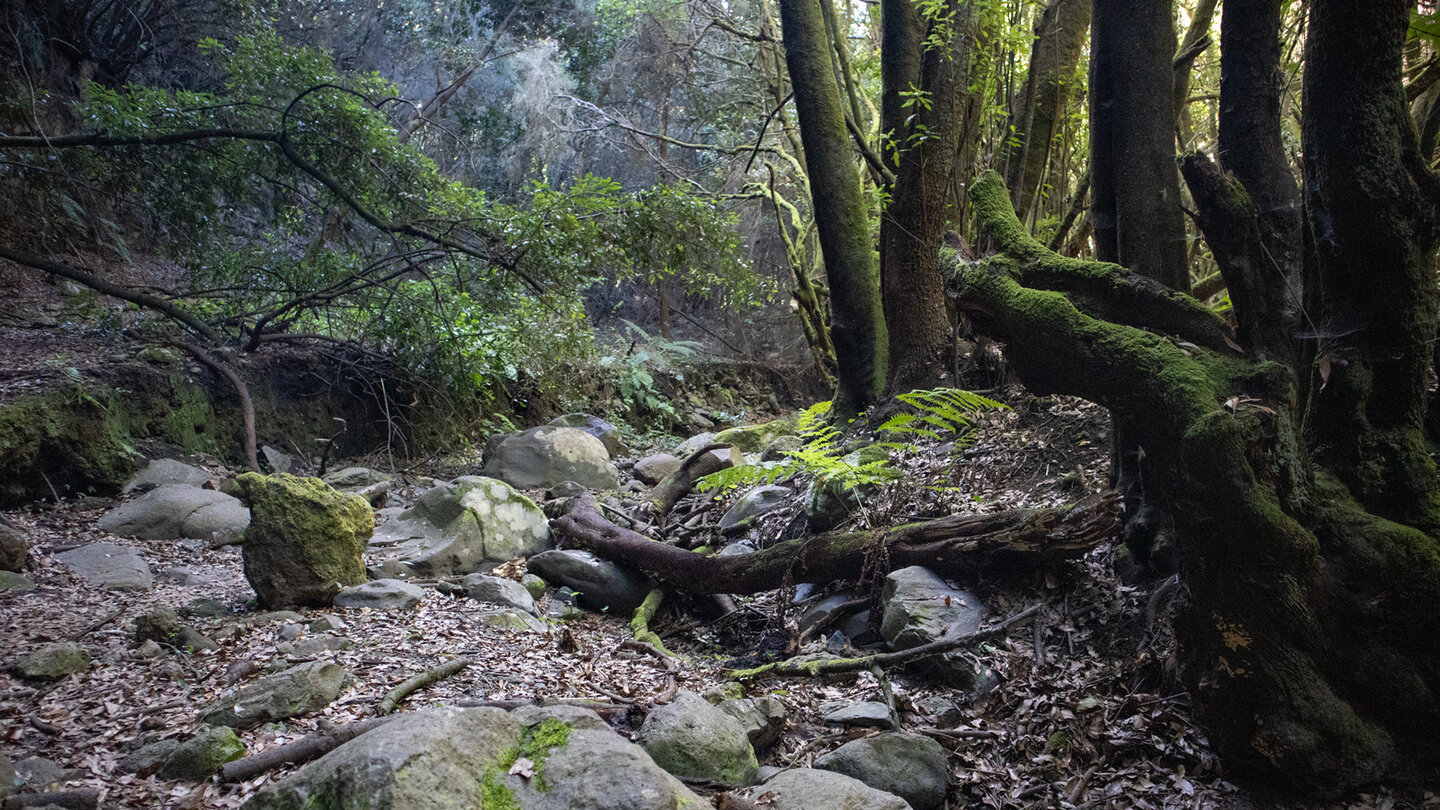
[550, 490, 1122, 594]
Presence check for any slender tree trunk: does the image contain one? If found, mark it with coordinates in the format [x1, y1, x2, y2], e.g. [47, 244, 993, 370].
[880, 0, 977, 391]
[778, 0, 888, 416]
[1005, 0, 1091, 223]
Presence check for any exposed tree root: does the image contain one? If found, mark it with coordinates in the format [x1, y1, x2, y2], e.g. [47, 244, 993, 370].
[629, 589, 674, 656]
[221, 716, 397, 783]
[647, 443, 733, 519]
[376, 656, 471, 715]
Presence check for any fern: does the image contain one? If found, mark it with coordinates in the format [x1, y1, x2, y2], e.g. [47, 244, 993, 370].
[696, 389, 1006, 496]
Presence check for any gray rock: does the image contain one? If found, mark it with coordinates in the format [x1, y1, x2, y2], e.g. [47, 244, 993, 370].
[134, 606, 183, 644]
[200, 661, 351, 728]
[633, 453, 681, 485]
[120, 739, 178, 775]
[0, 570, 34, 591]
[180, 597, 232, 617]
[717, 697, 788, 750]
[545, 480, 588, 499]
[815, 732, 948, 809]
[244, 705, 701, 810]
[280, 634, 354, 657]
[13, 642, 90, 681]
[308, 615, 347, 633]
[880, 566, 984, 685]
[260, 445, 294, 475]
[821, 701, 898, 730]
[144, 727, 247, 781]
[369, 476, 551, 577]
[235, 473, 372, 609]
[798, 593, 859, 639]
[638, 691, 758, 786]
[99, 485, 249, 541]
[12, 757, 81, 790]
[135, 640, 164, 659]
[548, 413, 623, 457]
[122, 459, 211, 494]
[718, 541, 755, 557]
[160, 566, 209, 586]
[761, 434, 804, 461]
[729, 767, 912, 810]
[719, 485, 791, 531]
[804, 478, 860, 532]
[483, 426, 620, 491]
[478, 609, 547, 633]
[56, 542, 152, 591]
[177, 627, 219, 652]
[914, 696, 964, 728]
[521, 573, 546, 600]
[463, 573, 536, 614]
[321, 467, 392, 490]
[0, 519, 28, 572]
[526, 550, 654, 614]
[0, 753, 13, 801]
[333, 578, 425, 610]
[673, 432, 717, 457]
[713, 417, 799, 453]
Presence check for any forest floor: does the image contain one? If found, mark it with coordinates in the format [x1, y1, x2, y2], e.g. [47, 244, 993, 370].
[1, 382, 1436, 808]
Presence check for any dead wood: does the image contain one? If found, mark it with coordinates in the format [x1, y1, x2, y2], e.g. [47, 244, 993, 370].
[221, 716, 396, 782]
[377, 656, 471, 715]
[553, 492, 1120, 595]
[647, 443, 733, 518]
[729, 602, 1044, 679]
[4, 789, 101, 809]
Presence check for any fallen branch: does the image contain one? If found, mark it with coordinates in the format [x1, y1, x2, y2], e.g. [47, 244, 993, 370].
[729, 602, 1044, 680]
[554, 492, 1120, 594]
[377, 657, 471, 715]
[629, 589, 674, 656]
[221, 716, 396, 782]
[4, 789, 100, 810]
[648, 443, 733, 519]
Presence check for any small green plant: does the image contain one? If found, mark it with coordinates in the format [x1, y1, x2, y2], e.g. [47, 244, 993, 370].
[697, 389, 1006, 495]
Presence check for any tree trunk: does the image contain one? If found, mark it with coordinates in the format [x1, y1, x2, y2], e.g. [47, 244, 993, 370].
[778, 0, 888, 417]
[1005, 0, 1091, 224]
[879, 0, 977, 391]
[954, 154, 1440, 795]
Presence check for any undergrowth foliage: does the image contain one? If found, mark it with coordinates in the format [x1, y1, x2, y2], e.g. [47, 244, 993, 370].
[697, 388, 1008, 495]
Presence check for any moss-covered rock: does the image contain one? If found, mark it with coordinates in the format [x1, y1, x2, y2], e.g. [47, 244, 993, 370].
[235, 473, 372, 609]
[13, 642, 90, 681]
[157, 727, 246, 781]
[638, 691, 758, 787]
[713, 415, 800, 454]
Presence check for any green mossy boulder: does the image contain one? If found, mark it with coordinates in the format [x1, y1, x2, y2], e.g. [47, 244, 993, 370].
[638, 691, 758, 787]
[236, 473, 373, 609]
[713, 415, 800, 454]
[14, 642, 90, 681]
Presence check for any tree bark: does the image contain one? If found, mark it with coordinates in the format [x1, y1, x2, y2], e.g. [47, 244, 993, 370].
[951, 166, 1440, 795]
[553, 491, 1119, 595]
[778, 0, 888, 417]
[880, 0, 978, 391]
[1005, 0, 1091, 224]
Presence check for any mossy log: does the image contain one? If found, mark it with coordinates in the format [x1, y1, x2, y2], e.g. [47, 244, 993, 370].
[552, 491, 1119, 595]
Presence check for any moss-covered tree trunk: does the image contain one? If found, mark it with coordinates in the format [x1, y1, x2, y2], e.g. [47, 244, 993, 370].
[778, 0, 888, 417]
[878, 0, 977, 391]
[953, 2, 1440, 787]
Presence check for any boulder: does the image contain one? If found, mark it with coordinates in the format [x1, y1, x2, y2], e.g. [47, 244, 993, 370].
[717, 697, 789, 750]
[134, 606, 183, 645]
[127, 727, 246, 781]
[464, 573, 537, 614]
[548, 413, 623, 457]
[235, 473, 372, 609]
[483, 426, 620, 490]
[478, 610, 547, 633]
[822, 701, 898, 730]
[633, 453, 682, 485]
[98, 484, 249, 541]
[333, 579, 424, 611]
[369, 476, 551, 577]
[260, 445, 294, 474]
[713, 416, 799, 453]
[521, 573, 546, 600]
[200, 660, 351, 728]
[729, 768, 912, 810]
[0, 571, 34, 591]
[526, 550, 654, 614]
[243, 705, 701, 810]
[0, 519, 28, 572]
[674, 432, 717, 457]
[718, 485, 791, 531]
[638, 691, 758, 786]
[13, 642, 90, 681]
[56, 542, 152, 591]
[122, 458, 211, 494]
[815, 733, 949, 809]
[11, 757, 81, 791]
[880, 566, 984, 685]
[321, 467, 392, 490]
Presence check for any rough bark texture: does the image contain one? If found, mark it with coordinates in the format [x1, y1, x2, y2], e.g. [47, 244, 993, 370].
[880, 0, 977, 391]
[952, 164, 1440, 794]
[553, 491, 1118, 596]
[1088, 0, 1188, 291]
[1005, 0, 1091, 223]
[778, 0, 888, 417]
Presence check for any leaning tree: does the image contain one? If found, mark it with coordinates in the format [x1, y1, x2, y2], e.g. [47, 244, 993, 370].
[948, 0, 1440, 793]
